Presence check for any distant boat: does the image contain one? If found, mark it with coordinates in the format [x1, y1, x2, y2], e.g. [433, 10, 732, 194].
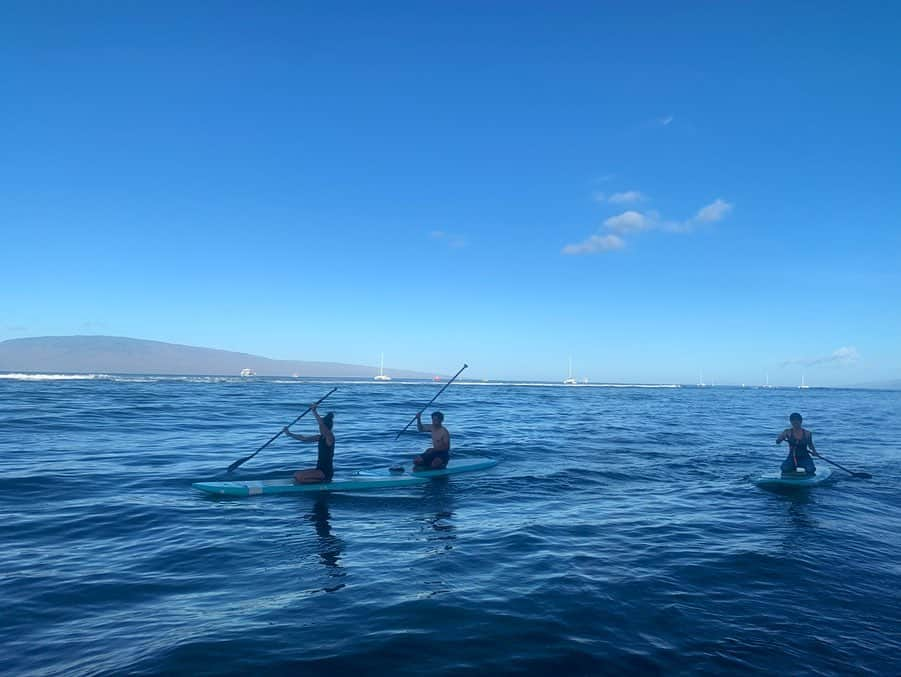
[763, 372, 773, 389]
[563, 357, 577, 385]
[697, 371, 706, 387]
[433, 376, 442, 382]
[240, 368, 256, 377]
[799, 374, 810, 389]
[374, 353, 391, 381]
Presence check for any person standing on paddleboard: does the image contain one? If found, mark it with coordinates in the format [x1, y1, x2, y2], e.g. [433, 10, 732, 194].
[284, 404, 335, 483]
[776, 412, 820, 475]
[412, 411, 450, 470]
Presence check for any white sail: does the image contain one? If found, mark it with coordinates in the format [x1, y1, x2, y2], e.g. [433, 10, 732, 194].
[374, 352, 391, 381]
[564, 356, 577, 384]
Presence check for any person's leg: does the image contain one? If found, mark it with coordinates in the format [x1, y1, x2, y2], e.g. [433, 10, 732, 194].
[414, 449, 436, 470]
[800, 456, 816, 474]
[294, 468, 326, 484]
[429, 451, 449, 469]
[781, 454, 797, 474]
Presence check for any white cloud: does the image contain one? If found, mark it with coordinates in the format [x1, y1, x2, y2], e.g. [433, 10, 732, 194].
[603, 210, 657, 233]
[592, 191, 606, 203]
[782, 346, 861, 368]
[563, 195, 732, 256]
[430, 230, 466, 248]
[693, 198, 733, 223]
[660, 115, 674, 126]
[608, 190, 644, 204]
[562, 234, 626, 255]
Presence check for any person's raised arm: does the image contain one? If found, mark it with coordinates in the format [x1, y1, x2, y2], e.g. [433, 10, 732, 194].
[312, 404, 334, 445]
[416, 413, 432, 433]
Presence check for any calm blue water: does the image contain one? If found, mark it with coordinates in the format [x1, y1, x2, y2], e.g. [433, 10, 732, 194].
[1, 375, 899, 675]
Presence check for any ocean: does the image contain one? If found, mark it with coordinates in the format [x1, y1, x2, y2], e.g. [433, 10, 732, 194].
[1, 375, 899, 675]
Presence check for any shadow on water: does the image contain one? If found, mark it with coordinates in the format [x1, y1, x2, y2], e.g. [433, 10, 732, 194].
[421, 479, 456, 545]
[304, 496, 346, 593]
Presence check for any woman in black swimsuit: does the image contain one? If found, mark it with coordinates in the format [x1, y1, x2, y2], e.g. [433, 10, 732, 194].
[284, 404, 335, 483]
[776, 412, 820, 475]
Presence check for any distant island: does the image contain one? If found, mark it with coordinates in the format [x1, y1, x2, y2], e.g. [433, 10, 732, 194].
[0, 336, 437, 379]
[851, 379, 901, 390]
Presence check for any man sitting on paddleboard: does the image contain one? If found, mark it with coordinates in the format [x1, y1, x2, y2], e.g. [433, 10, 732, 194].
[284, 404, 335, 483]
[413, 411, 450, 470]
[776, 412, 820, 475]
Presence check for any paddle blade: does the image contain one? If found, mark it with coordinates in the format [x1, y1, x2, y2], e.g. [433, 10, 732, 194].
[853, 472, 873, 479]
[227, 455, 251, 473]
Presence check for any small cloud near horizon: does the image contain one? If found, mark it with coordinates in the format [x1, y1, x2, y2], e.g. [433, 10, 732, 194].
[782, 346, 861, 368]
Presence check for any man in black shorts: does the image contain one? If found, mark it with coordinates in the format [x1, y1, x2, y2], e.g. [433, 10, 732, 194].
[413, 411, 450, 470]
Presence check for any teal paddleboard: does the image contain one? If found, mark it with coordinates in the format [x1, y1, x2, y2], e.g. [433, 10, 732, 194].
[354, 456, 498, 478]
[753, 465, 833, 489]
[193, 457, 498, 497]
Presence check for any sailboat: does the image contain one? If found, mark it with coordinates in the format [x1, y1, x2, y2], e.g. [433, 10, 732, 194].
[374, 353, 391, 381]
[697, 371, 706, 387]
[563, 357, 577, 385]
[763, 372, 773, 389]
[799, 374, 810, 389]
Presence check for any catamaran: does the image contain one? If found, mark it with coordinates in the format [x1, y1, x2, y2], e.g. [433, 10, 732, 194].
[374, 353, 391, 381]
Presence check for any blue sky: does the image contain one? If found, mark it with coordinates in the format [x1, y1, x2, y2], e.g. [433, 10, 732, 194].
[2, 2, 899, 384]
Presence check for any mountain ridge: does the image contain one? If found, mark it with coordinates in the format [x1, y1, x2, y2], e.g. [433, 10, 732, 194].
[0, 336, 437, 378]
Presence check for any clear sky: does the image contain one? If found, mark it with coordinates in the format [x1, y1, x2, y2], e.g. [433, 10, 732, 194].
[2, 2, 899, 385]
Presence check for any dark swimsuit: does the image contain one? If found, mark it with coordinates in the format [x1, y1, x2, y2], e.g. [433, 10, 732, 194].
[317, 435, 335, 481]
[781, 429, 815, 474]
[418, 448, 450, 468]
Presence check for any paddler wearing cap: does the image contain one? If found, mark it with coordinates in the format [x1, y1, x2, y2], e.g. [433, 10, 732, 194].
[776, 412, 821, 475]
[284, 403, 336, 483]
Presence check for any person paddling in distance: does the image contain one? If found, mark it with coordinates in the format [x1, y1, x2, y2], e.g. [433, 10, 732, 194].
[283, 404, 335, 483]
[412, 411, 450, 470]
[777, 412, 821, 475]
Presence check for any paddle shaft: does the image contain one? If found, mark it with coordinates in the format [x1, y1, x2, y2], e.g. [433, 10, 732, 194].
[227, 387, 337, 472]
[395, 364, 468, 440]
[815, 453, 872, 478]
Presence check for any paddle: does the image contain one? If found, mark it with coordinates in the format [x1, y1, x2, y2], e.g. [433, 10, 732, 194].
[395, 363, 468, 440]
[226, 387, 338, 473]
[815, 453, 872, 479]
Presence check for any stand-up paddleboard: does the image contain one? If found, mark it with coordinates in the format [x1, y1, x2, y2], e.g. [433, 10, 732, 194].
[354, 456, 498, 478]
[753, 465, 833, 489]
[193, 457, 498, 497]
